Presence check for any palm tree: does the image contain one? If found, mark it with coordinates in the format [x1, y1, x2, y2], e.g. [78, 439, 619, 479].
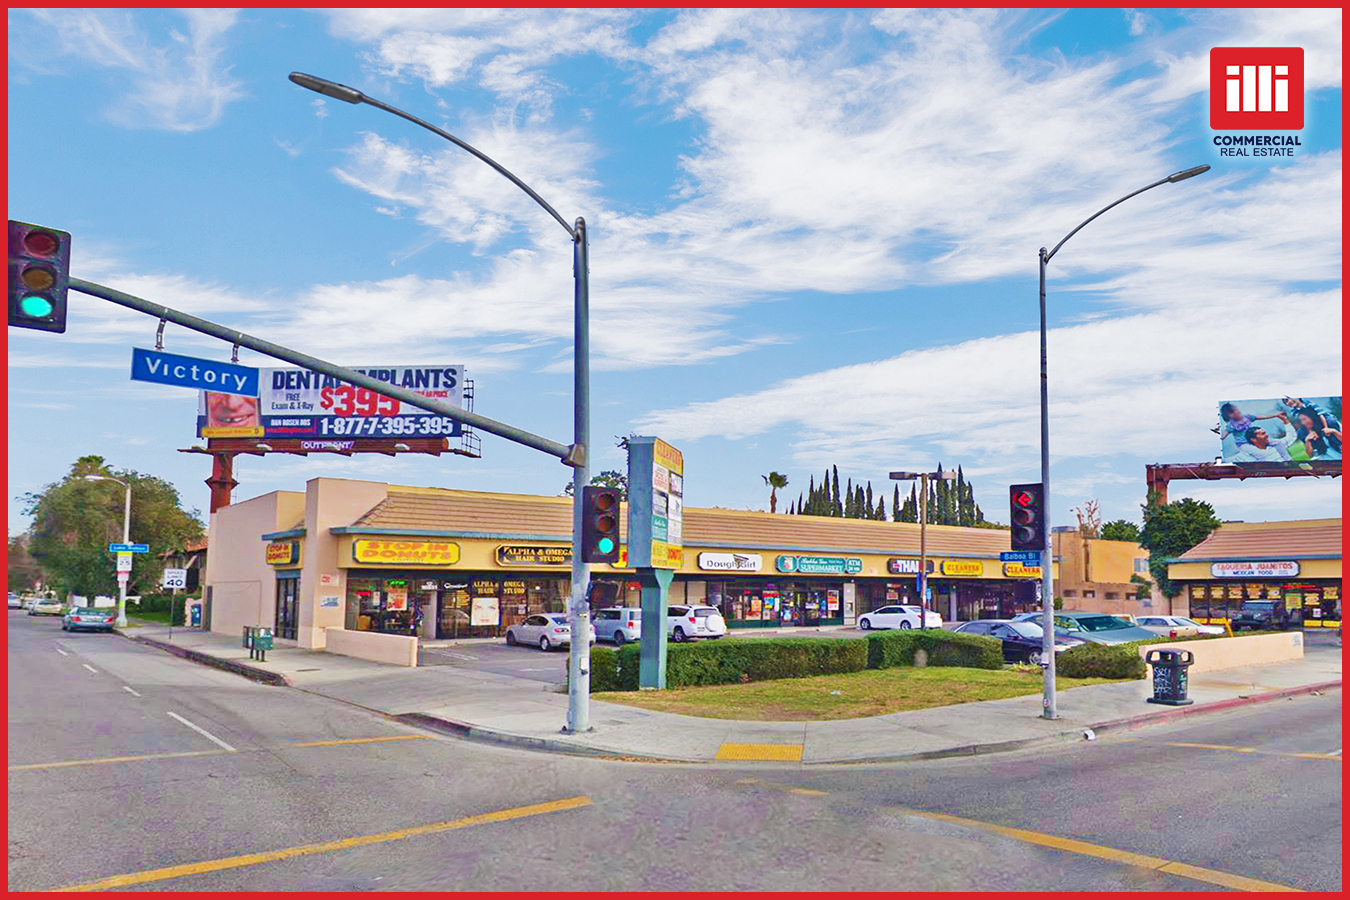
[762, 472, 789, 513]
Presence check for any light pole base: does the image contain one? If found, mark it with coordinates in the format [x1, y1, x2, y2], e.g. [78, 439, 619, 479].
[560, 726, 594, 735]
[1040, 712, 1060, 720]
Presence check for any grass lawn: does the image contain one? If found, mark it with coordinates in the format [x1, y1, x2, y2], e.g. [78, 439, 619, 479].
[127, 610, 179, 625]
[597, 666, 1124, 721]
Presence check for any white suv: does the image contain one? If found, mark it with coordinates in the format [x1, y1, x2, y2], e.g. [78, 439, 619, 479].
[667, 605, 728, 642]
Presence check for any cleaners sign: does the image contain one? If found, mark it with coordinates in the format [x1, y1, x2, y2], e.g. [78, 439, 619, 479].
[131, 348, 258, 396]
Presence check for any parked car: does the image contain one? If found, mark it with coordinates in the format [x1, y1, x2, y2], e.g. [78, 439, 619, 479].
[857, 605, 943, 631]
[667, 605, 728, 642]
[28, 597, 65, 616]
[22, 596, 40, 611]
[593, 607, 642, 645]
[504, 613, 595, 651]
[953, 619, 1084, 664]
[63, 606, 117, 633]
[1231, 600, 1299, 631]
[1136, 615, 1225, 638]
[8, 594, 24, 609]
[1027, 611, 1159, 645]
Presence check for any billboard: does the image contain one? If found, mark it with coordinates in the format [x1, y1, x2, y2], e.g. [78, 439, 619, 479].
[198, 365, 464, 440]
[1217, 395, 1342, 464]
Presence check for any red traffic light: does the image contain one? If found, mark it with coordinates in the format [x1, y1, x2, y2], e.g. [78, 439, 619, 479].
[1012, 489, 1036, 508]
[23, 230, 59, 257]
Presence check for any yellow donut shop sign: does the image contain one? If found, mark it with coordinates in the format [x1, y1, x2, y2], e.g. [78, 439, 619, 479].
[351, 539, 460, 566]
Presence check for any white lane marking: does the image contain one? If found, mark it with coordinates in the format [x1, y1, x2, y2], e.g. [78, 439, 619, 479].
[82, 663, 99, 674]
[55, 648, 69, 656]
[1331, 749, 1342, 756]
[123, 686, 142, 697]
[166, 712, 237, 752]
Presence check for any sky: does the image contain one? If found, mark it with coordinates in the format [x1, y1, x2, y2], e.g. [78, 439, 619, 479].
[7, 8, 1343, 537]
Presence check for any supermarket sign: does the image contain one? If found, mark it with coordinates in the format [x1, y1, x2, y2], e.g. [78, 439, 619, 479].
[776, 555, 863, 575]
[1210, 560, 1299, 578]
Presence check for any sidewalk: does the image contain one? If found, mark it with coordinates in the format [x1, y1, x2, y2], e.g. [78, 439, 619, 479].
[119, 622, 1341, 765]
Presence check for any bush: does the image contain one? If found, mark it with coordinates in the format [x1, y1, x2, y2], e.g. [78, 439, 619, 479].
[581, 638, 867, 692]
[1056, 642, 1147, 679]
[866, 629, 1003, 670]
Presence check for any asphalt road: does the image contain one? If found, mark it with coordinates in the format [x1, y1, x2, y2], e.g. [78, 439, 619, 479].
[9, 610, 1340, 892]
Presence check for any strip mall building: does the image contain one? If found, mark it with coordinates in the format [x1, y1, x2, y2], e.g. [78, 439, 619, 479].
[1166, 518, 1342, 627]
[201, 477, 1170, 650]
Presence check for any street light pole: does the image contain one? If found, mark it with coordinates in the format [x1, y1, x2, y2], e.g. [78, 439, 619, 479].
[84, 475, 131, 628]
[891, 469, 955, 629]
[288, 72, 594, 733]
[1036, 164, 1209, 721]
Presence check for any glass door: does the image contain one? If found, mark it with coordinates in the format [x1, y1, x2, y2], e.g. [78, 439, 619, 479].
[275, 578, 298, 640]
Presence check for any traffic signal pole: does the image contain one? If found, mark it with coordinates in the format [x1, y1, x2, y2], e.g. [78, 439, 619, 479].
[566, 219, 592, 734]
[1038, 248, 1057, 720]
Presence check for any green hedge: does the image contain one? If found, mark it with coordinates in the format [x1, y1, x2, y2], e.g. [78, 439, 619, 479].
[581, 638, 868, 692]
[1056, 642, 1147, 679]
[866, 630, 1003, 671]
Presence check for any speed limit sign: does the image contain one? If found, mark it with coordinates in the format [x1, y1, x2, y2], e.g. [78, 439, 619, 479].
[162, 568, 188, 590]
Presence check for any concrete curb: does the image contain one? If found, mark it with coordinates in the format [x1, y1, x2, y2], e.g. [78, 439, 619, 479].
[392, 712, 703, 764]
[1087, 679, 1343, 737]
[121, 631, 292, 687]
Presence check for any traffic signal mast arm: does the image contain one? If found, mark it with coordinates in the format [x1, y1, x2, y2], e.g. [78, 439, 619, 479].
[66, 277, 579, 466]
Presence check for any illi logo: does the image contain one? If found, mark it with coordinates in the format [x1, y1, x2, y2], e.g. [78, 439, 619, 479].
[1210, 47, 1304, 130]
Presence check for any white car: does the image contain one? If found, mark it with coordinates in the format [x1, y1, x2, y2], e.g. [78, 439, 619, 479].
[667, 605, 728, 642]
[1136, 615, 1225, 637]
[28, 597, 64, 616]
[593, 607, 642, 645]
[857, 605, 943, 631]
[504, 613, 596, 651]
[8, 594, 23, 609]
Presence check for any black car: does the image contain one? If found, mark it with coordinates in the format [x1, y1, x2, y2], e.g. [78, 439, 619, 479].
[953, 619, 1083, 665]
[1231, 600, 1298, 631]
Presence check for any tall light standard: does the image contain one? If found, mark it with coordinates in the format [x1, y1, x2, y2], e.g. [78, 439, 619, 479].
[1036, 164, 1209, 720]
[288, 72, 595, 733]
[889, 469, 956, 629]
[83, 474, 132, 628]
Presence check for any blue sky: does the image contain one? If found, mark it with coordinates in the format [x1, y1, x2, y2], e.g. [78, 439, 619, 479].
[7, 8, 1343, 536]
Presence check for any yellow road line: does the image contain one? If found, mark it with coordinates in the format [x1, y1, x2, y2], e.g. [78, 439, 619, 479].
[53, 795, 592, 892]
[897, 807, 1304, 892]
[715, 743, 804, 761]
[9, 749, 226, 771]
[10, 734, 434, 772]
[1163, 741, 1342, 762]
[287, 734, 433, 749]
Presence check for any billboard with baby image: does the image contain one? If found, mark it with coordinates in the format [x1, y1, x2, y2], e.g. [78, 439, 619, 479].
[1216, 396, 1342, 465]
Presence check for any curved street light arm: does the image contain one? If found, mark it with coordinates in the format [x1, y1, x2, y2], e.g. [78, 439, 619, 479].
[289, 74, 577, 241]
[1043, 177, 1169, 264]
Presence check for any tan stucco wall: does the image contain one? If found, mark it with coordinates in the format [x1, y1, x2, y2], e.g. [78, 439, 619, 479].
[296, 478, 389, 649]
[323, 627, 418, 667]
[1086, 539, 1149, 584]
[204, 491, 304, 638]
[1138, 631, 1303, 673]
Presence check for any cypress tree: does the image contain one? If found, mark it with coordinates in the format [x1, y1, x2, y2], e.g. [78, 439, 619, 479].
[892, 484, 901, 522]
[875, 497, 887, 521]
[832, 466, 842, 517]
[844, 478, 855, 517]
[865, 482, 874, 519]
[854, 485, 865, 519]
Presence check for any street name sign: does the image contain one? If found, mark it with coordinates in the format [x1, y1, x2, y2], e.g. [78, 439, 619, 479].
[109, 543, 150, 553]
[1000, 551, 1042, 562]
[131, 347, 259, 397]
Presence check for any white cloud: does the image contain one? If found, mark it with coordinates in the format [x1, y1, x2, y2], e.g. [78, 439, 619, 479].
[12, 9, 245, 131]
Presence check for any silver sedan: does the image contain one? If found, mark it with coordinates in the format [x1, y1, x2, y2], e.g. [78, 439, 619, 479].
[505, 613, 596, 651]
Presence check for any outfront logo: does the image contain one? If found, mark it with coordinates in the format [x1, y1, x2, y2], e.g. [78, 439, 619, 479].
[1210, 47, 1304, 130]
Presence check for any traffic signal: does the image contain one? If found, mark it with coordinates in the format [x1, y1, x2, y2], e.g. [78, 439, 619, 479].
[580, 485, 621, 563]
[1009, 483, 1046, 552]
[8, 220, 70, 333]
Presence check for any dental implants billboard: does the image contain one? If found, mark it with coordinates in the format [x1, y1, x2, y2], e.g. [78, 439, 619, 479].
[1216, 395, 1342, 464]
[198, 365, 464, 439]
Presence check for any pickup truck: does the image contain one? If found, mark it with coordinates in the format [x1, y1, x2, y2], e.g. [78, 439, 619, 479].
[1230, 600, 1298, 631]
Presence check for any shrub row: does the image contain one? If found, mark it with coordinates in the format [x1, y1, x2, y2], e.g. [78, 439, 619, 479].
[581, 629, 1003, 692]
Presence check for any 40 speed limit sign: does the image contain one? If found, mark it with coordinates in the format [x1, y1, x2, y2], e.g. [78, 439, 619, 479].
[162, 568, 188, 590]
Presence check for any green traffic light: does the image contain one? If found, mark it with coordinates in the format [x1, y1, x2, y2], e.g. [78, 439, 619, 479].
[597, 537, 615, 554]
[19, 294, 54, 318]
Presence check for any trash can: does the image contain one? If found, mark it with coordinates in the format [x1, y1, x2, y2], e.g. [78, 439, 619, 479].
[1145, 648, 1194, 706]
[250, 628, 274, 661]
[242, 626, 255, 649]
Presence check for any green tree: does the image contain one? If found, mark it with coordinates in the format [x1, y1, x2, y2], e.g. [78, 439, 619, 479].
[561, 469, 628, 499]
[1139, 494, 1222, 598]
[1101, 519, 1142, 542]
[892, 484, 901, 522]
[23, 455, 205, 599]
[762, 472, 789, 513]
[831, 466, 842, 517]
[8, 535, 43, 592]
